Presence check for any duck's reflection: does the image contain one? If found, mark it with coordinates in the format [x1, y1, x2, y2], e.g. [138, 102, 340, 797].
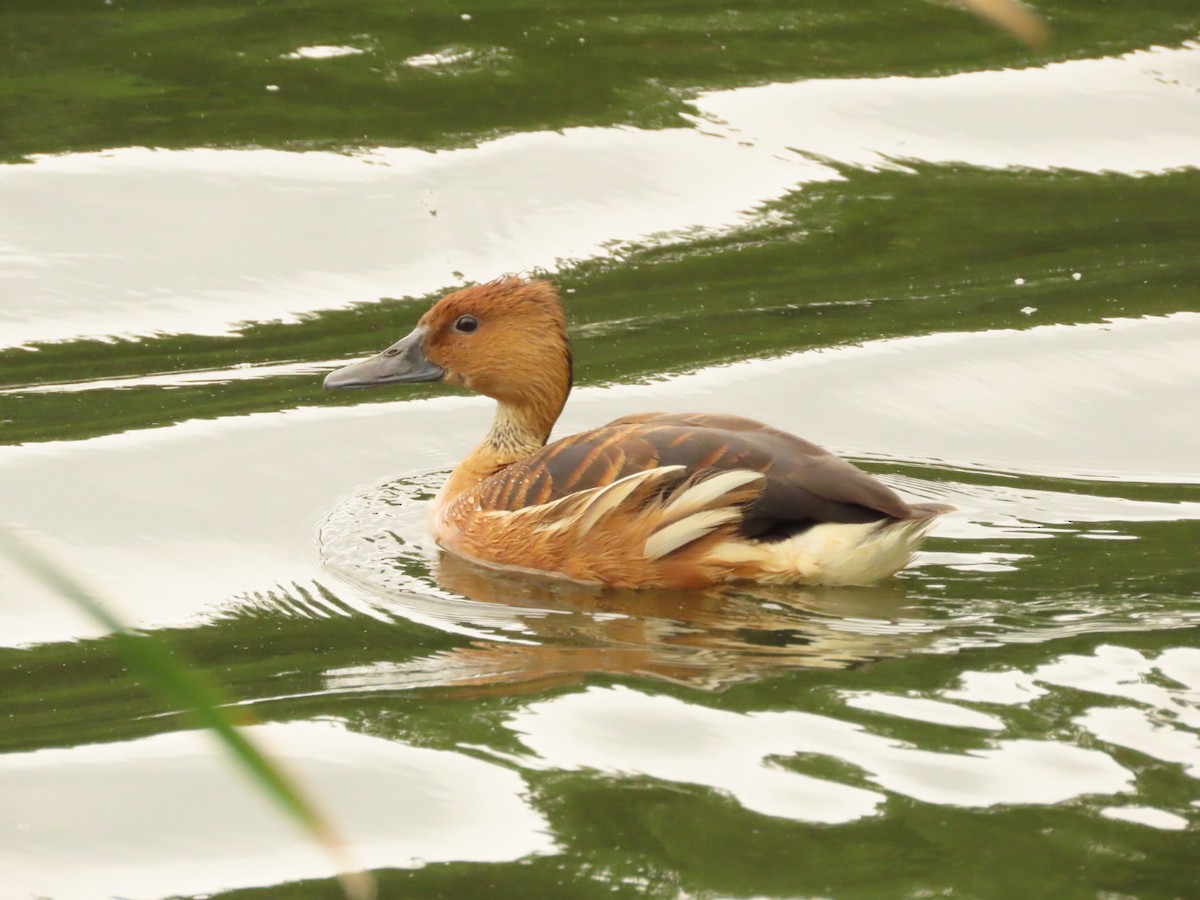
[324, 551, 938, 694]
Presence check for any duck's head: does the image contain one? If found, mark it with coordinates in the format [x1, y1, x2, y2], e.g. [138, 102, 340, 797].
[323, 277, 572, 407]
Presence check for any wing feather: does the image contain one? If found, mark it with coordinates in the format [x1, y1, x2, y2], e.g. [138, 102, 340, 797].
[478, 412, 919, 539]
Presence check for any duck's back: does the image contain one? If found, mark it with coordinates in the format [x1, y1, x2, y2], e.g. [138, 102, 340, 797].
[478, 412, 927, 531]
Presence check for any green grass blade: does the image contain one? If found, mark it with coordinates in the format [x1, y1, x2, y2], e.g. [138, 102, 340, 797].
[0, 523, 376, 900]
[954, 0, 1051, 48]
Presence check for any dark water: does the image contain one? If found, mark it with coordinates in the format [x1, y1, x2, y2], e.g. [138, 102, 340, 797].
[2, 2, 1199, 898]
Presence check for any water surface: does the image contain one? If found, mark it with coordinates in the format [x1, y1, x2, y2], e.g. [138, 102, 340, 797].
[2, 2, 1198, 898]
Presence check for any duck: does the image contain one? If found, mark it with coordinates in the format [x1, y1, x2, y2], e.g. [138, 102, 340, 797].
[323, 277, 952, 590]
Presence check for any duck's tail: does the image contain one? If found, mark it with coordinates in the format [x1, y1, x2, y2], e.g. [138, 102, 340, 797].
[713, 503, 953, 586]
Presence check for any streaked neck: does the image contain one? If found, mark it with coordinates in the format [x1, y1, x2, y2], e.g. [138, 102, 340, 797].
[484, 402, 554, 460]
[441, 388, 567, 506]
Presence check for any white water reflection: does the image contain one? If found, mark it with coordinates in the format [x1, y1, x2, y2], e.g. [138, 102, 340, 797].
[1080, 707, 1200, 779]
[283, 44, 367, 60]
[506, 685, 1132, 823]
[0, 720, 553, 900]
[841, 692, 1005, 730]
[1, 40, 1198, 347]
[1100, 806, 1190, 830]
[946, 644, 1200, 794]
[1036, 645, 1200, 729]
[0, 131, 809, 348]
[0, 357, 341, 394]
[503, 640, 1200, 826]
[699, 40, 1200, 174]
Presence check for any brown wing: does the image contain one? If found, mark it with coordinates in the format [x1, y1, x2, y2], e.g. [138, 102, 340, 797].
[478, 412, 919, 539]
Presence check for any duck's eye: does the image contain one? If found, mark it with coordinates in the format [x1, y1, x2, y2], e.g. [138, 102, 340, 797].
[454, 315, 479, 333]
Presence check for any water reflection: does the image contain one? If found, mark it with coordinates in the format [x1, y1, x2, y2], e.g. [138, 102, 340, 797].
[326, 550, 939, 694]
[946, 643, 1200, 829]
[4, 40, 1197, 348]
[317, 441, 1200, 695]
[318, 470, 942, 691]
[699, 39, 1200, 175]
[0, 720, 554, 900]
[504, 684, 1133, 824]
[500, 642, 1199, 828]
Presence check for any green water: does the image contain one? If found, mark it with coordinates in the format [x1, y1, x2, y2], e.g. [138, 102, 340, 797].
[2, 1, 1199, 898]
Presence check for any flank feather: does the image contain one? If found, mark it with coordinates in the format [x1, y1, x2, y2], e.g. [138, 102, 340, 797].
[658, 469, 765, 523]
[573, 466, 685, 534]
[645, 508, 743, 560]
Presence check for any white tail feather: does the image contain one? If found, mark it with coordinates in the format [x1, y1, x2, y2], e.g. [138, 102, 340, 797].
[711, 516, 941, 585]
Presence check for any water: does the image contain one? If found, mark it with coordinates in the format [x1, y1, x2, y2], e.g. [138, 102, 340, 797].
[2, 2, 1198, 897]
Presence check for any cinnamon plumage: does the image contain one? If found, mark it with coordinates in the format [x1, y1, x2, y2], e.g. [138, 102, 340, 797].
[324, 278, 951, 589]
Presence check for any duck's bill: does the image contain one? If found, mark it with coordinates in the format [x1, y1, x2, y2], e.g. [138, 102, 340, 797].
[323, 327, 445, 391]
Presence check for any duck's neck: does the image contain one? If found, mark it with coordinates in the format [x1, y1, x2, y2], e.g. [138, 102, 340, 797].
[482, 400, 557, 459]
[441, 372, 570, 505]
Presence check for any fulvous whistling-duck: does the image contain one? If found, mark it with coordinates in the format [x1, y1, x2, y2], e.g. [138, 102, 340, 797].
[324, 278, 952, 589]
